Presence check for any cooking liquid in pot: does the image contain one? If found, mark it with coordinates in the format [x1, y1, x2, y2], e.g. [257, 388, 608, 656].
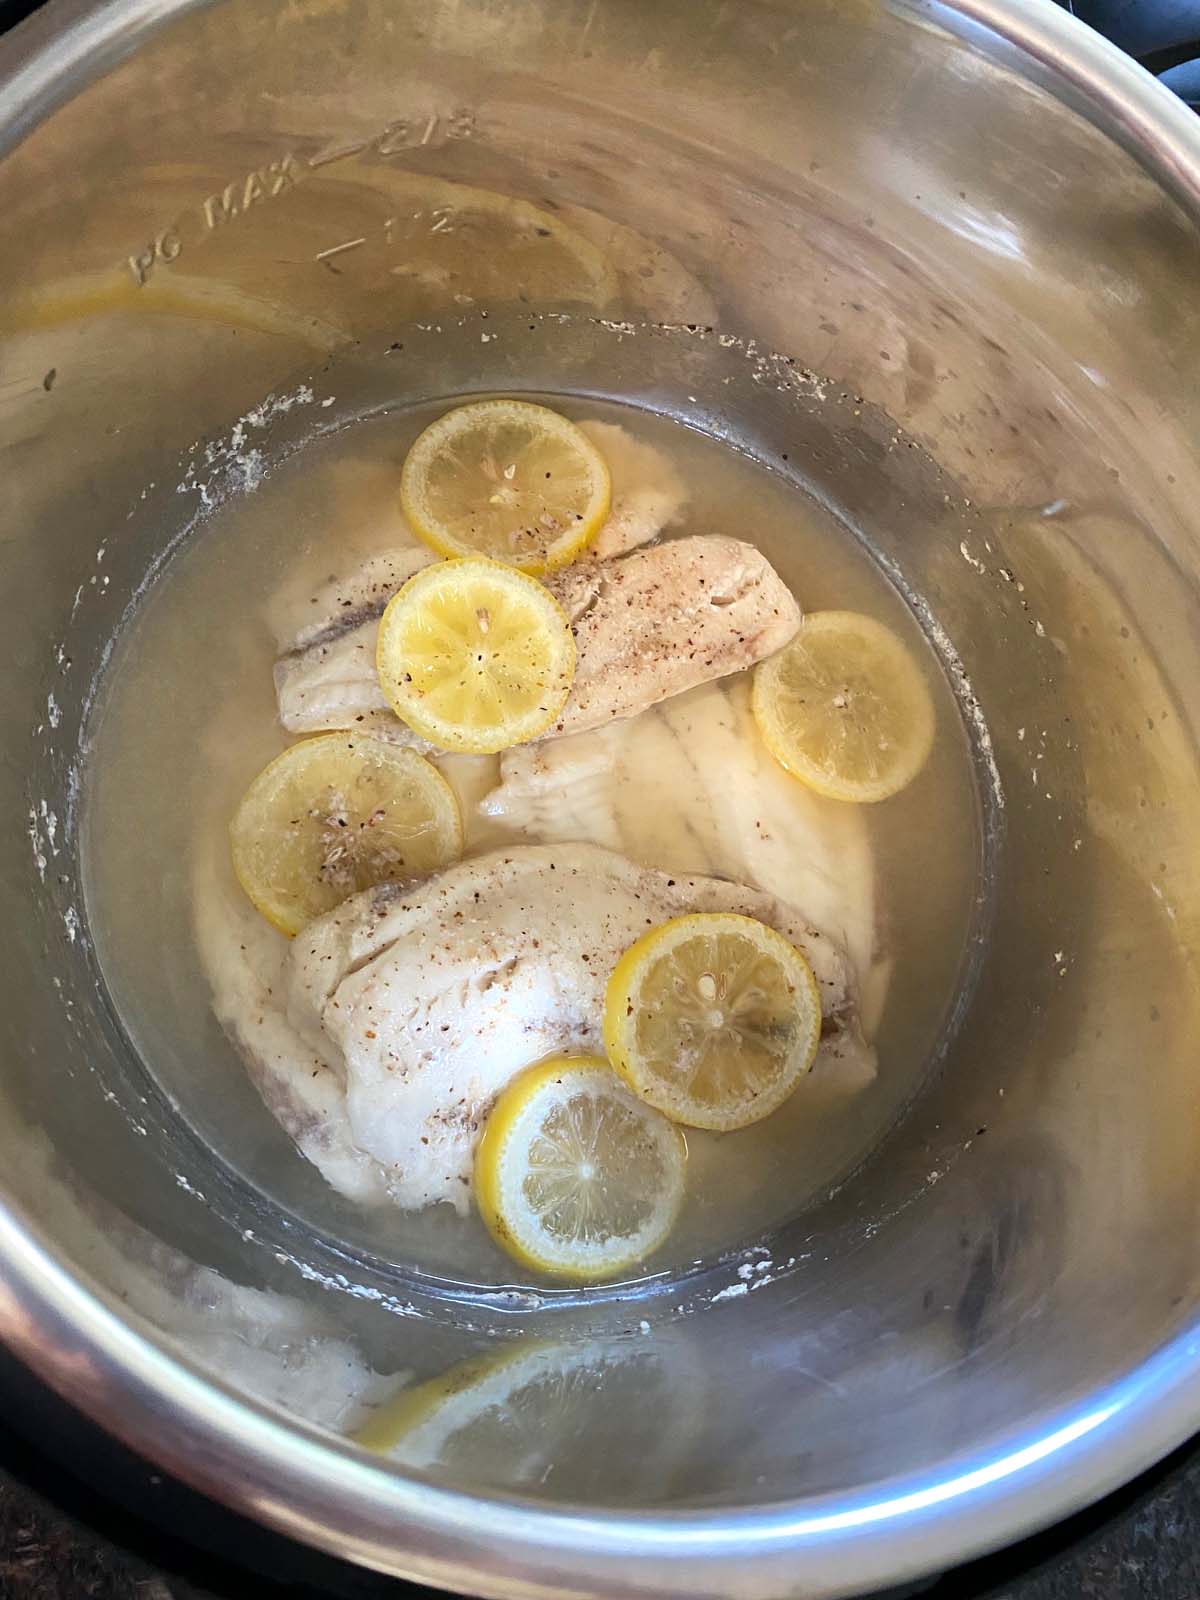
[83, 396, 979, 1287]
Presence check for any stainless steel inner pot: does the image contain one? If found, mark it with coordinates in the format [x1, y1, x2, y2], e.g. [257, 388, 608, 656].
[1, 1, 1200, 1595]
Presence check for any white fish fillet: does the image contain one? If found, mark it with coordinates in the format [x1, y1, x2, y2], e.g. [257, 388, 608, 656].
[284, 843, 874, 1214]
[273, 547, 433, 746]
[579, 419, 687, 558]
[271, 418, 688, 743]
[193, 815, 390, 1206]
[544, 535, 800, 735]
[196, 675, 883, 1212]
[481, 676, 885, 1012]
[266, 418, 682, 648]
[274, 534, 800, 744]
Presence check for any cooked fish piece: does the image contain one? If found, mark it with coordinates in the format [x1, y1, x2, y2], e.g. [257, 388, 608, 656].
[268, 419, 680, 642]
[577, 419, 687, 558]
[481, 676, 884, 1010]
[193, 813, 390, 1207]
[285, 842, 874, 1213]
[273, 547, 432, 746]
[543, 534, 799, 737]
[275, 534, 800, 744]
[270, 418, 685, 740]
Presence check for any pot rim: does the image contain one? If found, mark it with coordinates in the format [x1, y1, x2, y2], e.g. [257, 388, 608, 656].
[6, 1191, 1200, 1598]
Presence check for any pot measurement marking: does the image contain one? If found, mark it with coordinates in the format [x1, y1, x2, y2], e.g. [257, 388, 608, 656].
[126, 153, 303, 285]
[124, 110, 476, 287]
[202, 156, 301, 231]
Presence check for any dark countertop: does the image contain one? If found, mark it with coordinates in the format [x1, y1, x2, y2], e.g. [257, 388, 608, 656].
[0, 1475, 202, 1600]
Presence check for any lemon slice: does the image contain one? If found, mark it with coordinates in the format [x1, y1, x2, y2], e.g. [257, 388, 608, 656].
[355, 1347, 539, 1459]
[474, 1056, 686, 1281]
[229, 734, 462, 935]
[376, 557, 575, 754]
[400, 399, 611, 574]
[603, 913, 821, 1132]
[355, 1337, 701, 1500]
[752, 610, 936, 802]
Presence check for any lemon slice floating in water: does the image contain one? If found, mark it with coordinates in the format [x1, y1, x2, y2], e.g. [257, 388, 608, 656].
[376, 557, 575, 754]
[603, 913, 821, 1132]
[752, 610, 936, 802]
[400, 399, 611, 574]
[229, 734, 462, 935]
[474, 1056, 686, 1281]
